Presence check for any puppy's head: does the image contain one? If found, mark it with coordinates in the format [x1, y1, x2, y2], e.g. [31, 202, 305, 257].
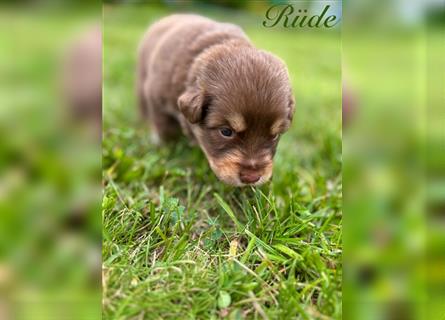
[178, 43, 295, 186]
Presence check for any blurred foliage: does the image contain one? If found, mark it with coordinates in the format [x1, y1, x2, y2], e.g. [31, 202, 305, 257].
[0, 5, 102, 320]
[343, 2, 445, 319]
[102, 0, 251, 9]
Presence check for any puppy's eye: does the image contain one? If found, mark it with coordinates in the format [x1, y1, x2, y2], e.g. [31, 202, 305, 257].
[220, 127, 233, 137]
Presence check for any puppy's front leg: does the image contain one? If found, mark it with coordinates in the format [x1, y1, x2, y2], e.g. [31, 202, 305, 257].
[178, 116, 198, 146]
[147, 101, 182, 144]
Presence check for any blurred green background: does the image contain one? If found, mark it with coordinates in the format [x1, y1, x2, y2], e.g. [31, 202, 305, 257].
[0, 4, 102, 320]
[343, 1, 445, 319]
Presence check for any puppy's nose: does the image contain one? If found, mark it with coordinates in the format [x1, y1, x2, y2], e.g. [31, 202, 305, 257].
[239, 171, 261, 184]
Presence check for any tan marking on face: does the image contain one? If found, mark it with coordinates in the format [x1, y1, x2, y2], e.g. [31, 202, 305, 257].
[227, 113, 246, 132]
[205, 112, 222, 128]
[256, 162, 273, 186]
[207, 150, 244, 186]
[194, 127, 274, 186]
[205, 112, 246, 132]
[271, 120, 285, 136]
[208, 151, 274, 186]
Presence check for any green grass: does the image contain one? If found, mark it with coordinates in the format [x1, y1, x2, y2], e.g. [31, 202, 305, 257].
[103, 4, 341, 319]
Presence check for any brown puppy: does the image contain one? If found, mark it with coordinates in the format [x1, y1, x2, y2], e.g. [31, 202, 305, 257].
[137, 14, 294, 186]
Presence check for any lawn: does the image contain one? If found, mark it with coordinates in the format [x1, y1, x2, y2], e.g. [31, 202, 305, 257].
[103, 4, 342, 319]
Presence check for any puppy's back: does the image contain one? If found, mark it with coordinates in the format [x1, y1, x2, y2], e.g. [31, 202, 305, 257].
[137, 14, 250, 115]
[138, 15, 207, 69]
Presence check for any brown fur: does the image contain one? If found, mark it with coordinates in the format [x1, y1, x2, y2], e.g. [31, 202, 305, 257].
[137, 14, 295, 186]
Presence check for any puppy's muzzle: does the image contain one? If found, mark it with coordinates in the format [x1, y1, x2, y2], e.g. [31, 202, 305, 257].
[239, 168, 261, 184]
[238, 161, 270, 185]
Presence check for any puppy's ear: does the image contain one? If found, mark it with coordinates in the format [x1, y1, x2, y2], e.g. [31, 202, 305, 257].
[178, 87, 205, 124]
